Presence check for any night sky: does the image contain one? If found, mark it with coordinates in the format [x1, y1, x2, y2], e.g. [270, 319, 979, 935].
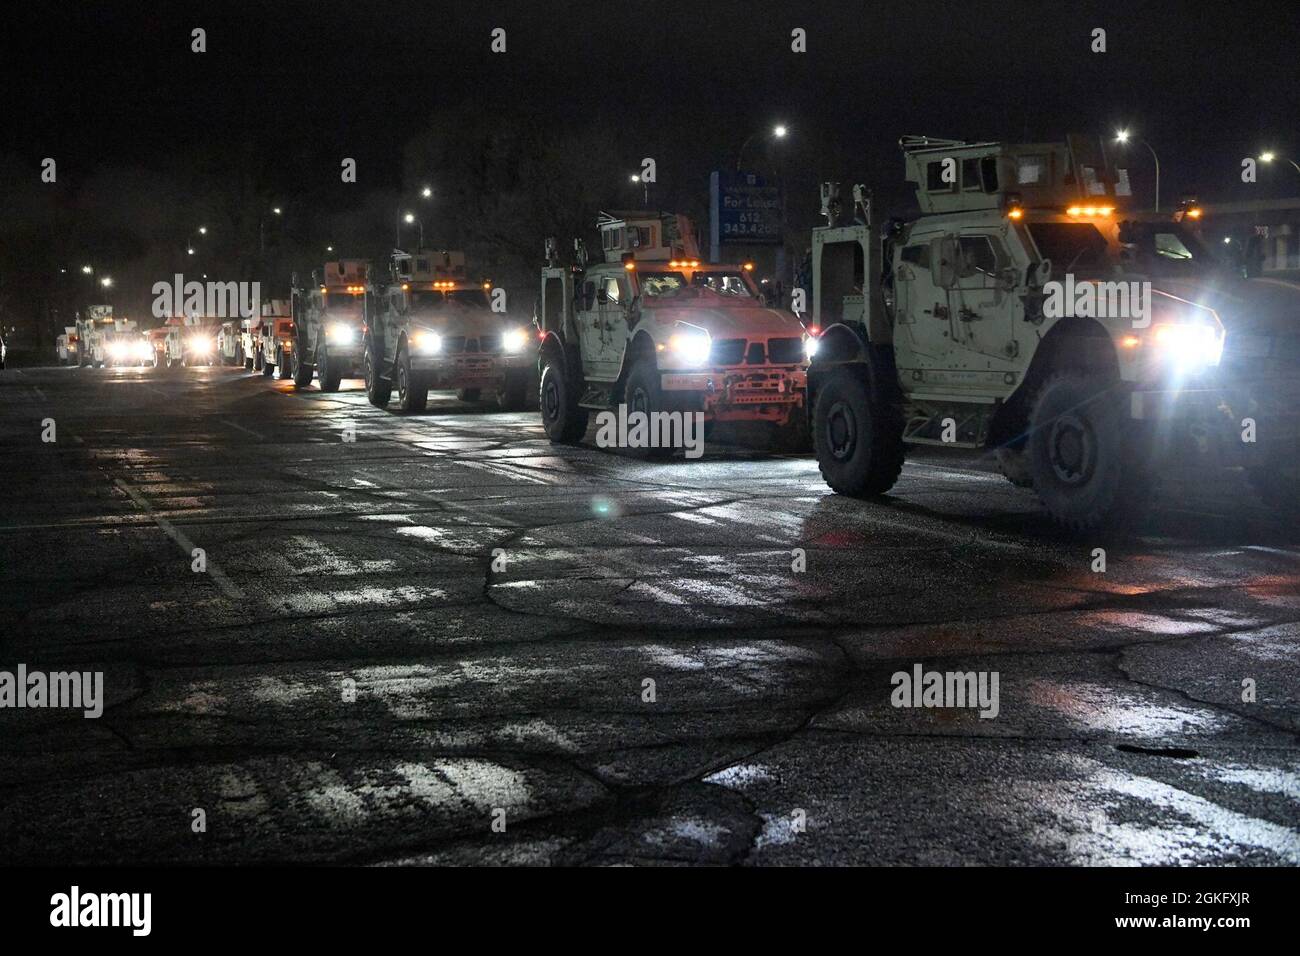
[3, 0, 1299, 332]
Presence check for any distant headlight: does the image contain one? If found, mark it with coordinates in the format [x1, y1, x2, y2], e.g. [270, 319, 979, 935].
[502, 328, 529, 353]
[327, 323, 356, 345]
[134, 340, 153, 360]
[107, 342, 128, 361]
[188, 336, 212, 353]
[1151, 322, 1223, 368]
[411, 330, 443, 353]
[668, 327, 712, 366]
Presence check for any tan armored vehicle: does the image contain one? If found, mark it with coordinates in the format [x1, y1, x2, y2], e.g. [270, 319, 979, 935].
[363, 250, 534, 413]
[536, 211, 810, 455]
[290, 259, 369, 391]
[804, 134, 1300, 529]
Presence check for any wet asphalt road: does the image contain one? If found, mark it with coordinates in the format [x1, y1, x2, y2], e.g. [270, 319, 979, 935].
[1, 363, 1297, 866]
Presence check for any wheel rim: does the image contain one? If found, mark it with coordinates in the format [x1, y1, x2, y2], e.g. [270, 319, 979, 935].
[542, 373, 561, 422]
[364, 353, 374, 391]
[826, 400, 858, 461]
[397, 364, 408, 402]
[1047, 413, 1096, 485]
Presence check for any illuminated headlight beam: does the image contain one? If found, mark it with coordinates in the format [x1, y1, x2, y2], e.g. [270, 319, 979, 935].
[668, 328, 712, 367]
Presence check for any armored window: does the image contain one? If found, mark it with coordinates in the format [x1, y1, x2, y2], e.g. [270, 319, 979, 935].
[1016, 156, 1047, 185]
[961, 158, 981, 192]
[900, 244, 930, 268]
[926, 161, 956, 192]
[980, 157, 999, 193]
[581, 281, 597, 310]
[601, 277, 622, 304]
[957, 236, 1006, 279]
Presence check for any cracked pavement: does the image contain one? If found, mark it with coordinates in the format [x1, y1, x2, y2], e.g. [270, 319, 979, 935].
[1, 365, 1298, 865]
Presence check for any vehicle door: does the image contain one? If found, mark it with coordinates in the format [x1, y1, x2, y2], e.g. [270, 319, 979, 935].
[892, 232, 958, 367]
[575, 274, 608, 379]
[593, 273, 630, 377]
[950, 232, 1021, 361]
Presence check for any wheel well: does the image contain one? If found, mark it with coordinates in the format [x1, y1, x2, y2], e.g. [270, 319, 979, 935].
[615, 330, 657, 391]
[992, 317, 1119, 448]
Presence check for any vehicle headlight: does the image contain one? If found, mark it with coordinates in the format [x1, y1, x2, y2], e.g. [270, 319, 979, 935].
[668, 327, 712, 366]
[502, 328, 529, 353]
[1151, 322, 1223, 367]
[411, 330, 443, 353]
[135, 341, 152, 359]
[328, 323, 356, 345]
[188, 336, 211, 353]
[804, 334, 820, 360]
[108, 342, 127, 360]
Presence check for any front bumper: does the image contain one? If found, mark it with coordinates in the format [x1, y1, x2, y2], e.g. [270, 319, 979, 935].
[410, 350, 531, 389]
[661, 366, 808, 423]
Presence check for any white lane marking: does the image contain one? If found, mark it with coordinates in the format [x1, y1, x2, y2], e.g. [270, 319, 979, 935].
[113, 478, 244, 599]
[221, 419, 265, 439]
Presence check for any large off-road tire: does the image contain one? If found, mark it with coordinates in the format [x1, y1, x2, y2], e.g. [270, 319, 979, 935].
[625, 358, 674, 460]
[539, 353, 588, 444]
[261, 348, 275, 377]
[291, 345, 313, 389]
[813, 366, 905, 496]
[276, 347, 291, 380]
[244, 353, 254, 371]
[395, 345, 427, 413]
[253, 347, 264, 372]
[165, 353, 179, 370]
[1025, 371, 1150, 532]
[318, 345, 343, 392]
[496, 370, 529, 412]
[456, 388, 481, 403]
[995, 446, 1034, 488]
[364, 344, 392, 407]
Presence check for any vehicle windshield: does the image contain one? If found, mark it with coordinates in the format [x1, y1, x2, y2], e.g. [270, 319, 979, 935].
[1122, 222, 1220, 277]
[409, 289, 489, 310]
[324, 293, 363, 313]
[1027, 222, 1110, 276]
[638, 271, 756, 301]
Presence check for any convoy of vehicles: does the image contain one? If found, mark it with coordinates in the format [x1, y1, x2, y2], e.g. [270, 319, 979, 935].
[803, 134, 1298, 528]
[364, 249, 534, 412]
[289, 260, 368, 391]
[40, 136, 1296, 529]
[536, 211, 811, 454]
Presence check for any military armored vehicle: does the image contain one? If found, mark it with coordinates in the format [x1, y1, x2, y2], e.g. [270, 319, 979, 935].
[363, 250, 534, 413]
[805, 134, 1297, 529]
[250, 299, 293, 380]
[536, 211, 810, 455]
[289, 260, 369, 391]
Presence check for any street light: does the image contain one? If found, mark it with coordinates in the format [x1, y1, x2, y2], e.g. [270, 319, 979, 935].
[1114, 129, 1161, 211]
[80, 265, 92, 275]
[1259, 151, 1300, 175]
[736, 123, 790, 171]
[402, 212, 424, 247]
[421, 186, 433, 198]
[100, 277, 113, 288]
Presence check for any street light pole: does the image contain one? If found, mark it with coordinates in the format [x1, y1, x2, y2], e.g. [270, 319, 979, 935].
[1116, 131, 1160, 211]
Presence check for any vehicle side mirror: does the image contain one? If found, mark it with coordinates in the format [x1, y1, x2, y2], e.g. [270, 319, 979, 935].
[931, 237, 958, 288]
[626, 295, 642, 327]
[1034, 259, 1052, 287]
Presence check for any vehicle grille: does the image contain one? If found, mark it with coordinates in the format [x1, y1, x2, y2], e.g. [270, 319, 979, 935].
[438, 335, 501, 354]
[766, 337, 803, 364]
[710, 339, 746, 365]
